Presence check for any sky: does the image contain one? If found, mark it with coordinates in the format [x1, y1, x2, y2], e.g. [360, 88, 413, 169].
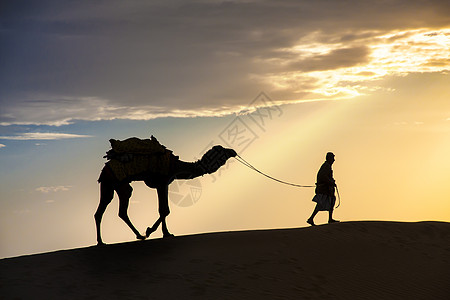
[1, 0, 449, 258]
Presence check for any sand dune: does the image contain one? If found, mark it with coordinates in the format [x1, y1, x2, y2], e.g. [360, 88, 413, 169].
[1, 221, 449, 299]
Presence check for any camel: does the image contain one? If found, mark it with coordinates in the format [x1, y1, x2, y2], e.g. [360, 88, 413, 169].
[94, 136, 236, 245]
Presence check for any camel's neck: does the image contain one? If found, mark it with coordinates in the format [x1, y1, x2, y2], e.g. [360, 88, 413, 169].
[171, 160, 205, 180]
[142, 145, 235, 185]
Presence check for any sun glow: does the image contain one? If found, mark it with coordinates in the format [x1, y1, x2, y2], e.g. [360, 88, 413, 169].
[371, 29, 450, 73]
[263, 28, 450, 101]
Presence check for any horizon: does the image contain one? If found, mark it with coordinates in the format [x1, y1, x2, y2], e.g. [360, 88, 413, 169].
[2, 221, 449, 300]
[2, 220, 449, 260]
[1, 0, 449, 259]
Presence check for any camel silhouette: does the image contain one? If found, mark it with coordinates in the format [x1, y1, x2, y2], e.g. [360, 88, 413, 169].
[94, 136, 236, 245]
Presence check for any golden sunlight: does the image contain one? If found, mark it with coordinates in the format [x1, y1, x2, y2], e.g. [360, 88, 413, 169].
[265, 28, 450, 102]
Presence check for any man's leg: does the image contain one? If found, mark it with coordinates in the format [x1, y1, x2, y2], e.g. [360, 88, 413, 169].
[307, 205, 320, 226]
[328, 209, 339, 224]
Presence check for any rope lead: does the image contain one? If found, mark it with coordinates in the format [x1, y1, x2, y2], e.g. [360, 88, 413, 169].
[234, 154, 315, 188]
[234, 154, 341, 209]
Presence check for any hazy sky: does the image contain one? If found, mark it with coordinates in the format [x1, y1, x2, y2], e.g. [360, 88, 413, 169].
[1, 0, 449, 258]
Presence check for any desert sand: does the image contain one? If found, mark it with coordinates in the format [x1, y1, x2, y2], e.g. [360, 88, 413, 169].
[1, 221, 449, 299]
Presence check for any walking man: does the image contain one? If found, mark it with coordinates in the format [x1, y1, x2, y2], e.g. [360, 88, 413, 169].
[307, 152, 339, 226]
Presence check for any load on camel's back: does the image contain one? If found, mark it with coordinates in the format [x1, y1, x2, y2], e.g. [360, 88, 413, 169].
[103, 136, 176, 182]
[95, 135, 237, 245]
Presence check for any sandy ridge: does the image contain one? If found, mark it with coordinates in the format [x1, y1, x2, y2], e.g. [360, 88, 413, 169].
[1, 221, 449, 299]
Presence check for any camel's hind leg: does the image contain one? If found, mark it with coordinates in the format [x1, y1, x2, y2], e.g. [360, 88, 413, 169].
[116, 183, 146, 241]
[94, 181, 114, 245]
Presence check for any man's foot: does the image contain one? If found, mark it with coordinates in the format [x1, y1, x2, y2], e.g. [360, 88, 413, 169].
[163, 233, 175, 238]
[307, 218, 315, 226]
[328, 219, 340, 224]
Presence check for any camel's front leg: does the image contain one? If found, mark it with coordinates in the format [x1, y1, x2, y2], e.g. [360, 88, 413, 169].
[161, 218, 174, 237]
[146, 217, 162, 237]
[146, 216, 174, 238]
[146, 184, 174, 238]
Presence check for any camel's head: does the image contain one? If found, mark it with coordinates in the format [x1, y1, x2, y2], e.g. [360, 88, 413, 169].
[198, 145, 237, 174]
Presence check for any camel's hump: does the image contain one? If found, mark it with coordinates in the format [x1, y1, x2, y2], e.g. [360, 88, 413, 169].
[109, 136, 168, 155]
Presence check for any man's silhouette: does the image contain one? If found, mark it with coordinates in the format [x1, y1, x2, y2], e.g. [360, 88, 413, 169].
[307, 152, 339, 226]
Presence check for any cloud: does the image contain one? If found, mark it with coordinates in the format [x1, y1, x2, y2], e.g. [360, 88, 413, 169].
[13, 209, 31, 215]
[1, 97, 116, 126]
[1, 0, 449, 125]
[0, 96, 242, 126]
[0, 144, 5, 148]
[0, 133, 92, 140]
[285, 46, 371, 72]
[260, 28, 450, 101]
[35, 186, 72, 193]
